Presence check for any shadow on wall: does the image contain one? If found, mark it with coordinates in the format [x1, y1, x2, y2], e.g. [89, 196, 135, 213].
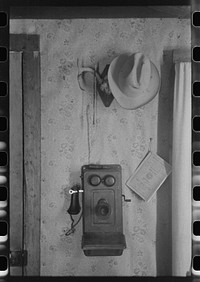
[156, 50, 175, 276]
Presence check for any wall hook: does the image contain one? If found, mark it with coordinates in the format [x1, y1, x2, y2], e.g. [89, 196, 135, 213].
[122, 194, 131, 202]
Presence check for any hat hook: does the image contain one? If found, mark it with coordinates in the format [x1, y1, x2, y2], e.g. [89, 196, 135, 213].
[77, 58, 102, 83]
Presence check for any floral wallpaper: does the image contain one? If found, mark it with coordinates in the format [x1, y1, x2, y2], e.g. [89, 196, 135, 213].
[10, 17, 190, 276]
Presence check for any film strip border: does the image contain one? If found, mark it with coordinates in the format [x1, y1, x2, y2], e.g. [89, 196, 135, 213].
[0, 1, 9, 280]
[192, 0, 200, 276]
[0, 1, 198, 279]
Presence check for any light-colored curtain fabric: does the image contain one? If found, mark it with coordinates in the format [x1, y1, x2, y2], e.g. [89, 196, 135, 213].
[172, 61, 191, 276]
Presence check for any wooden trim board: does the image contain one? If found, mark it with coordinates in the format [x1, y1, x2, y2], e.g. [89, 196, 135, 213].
[173, 49, 191, 63]
[10, 34, 39, 52]
[9, 34, 41, 276]
[22, 50, 41, 276]
[9, 51, 23, 276]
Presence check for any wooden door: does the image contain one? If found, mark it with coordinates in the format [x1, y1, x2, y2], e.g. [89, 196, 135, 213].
[9, 35, 41, 276]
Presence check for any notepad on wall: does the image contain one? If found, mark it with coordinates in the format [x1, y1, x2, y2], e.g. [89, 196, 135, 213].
[126, 152, 172, 202]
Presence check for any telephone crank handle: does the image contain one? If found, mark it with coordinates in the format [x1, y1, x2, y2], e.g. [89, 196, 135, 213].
[69, 189, 84, 194]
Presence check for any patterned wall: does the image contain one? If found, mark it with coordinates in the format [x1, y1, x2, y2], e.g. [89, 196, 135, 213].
[10, 18, 190, 276]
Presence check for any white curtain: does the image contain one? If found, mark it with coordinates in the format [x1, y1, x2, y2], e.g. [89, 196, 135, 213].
[172, 61, 192, 276]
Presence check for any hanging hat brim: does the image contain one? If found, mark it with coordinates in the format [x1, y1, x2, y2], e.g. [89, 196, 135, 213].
[108, 54, 161, 110]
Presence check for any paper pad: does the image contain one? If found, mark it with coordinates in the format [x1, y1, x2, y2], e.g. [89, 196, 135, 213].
[126, 152, 172, 202]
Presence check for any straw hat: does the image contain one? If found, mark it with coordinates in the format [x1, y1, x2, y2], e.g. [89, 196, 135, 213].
[108, 52, 160, 109]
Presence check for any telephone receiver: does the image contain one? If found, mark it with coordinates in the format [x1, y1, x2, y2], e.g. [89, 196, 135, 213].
[67, 185, 83, 215]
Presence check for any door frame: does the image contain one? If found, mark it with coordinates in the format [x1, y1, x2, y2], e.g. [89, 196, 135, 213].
[9, 34, 41, 276]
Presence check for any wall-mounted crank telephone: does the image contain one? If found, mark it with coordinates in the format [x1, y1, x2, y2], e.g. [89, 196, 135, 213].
[67, 164, 130, 256]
